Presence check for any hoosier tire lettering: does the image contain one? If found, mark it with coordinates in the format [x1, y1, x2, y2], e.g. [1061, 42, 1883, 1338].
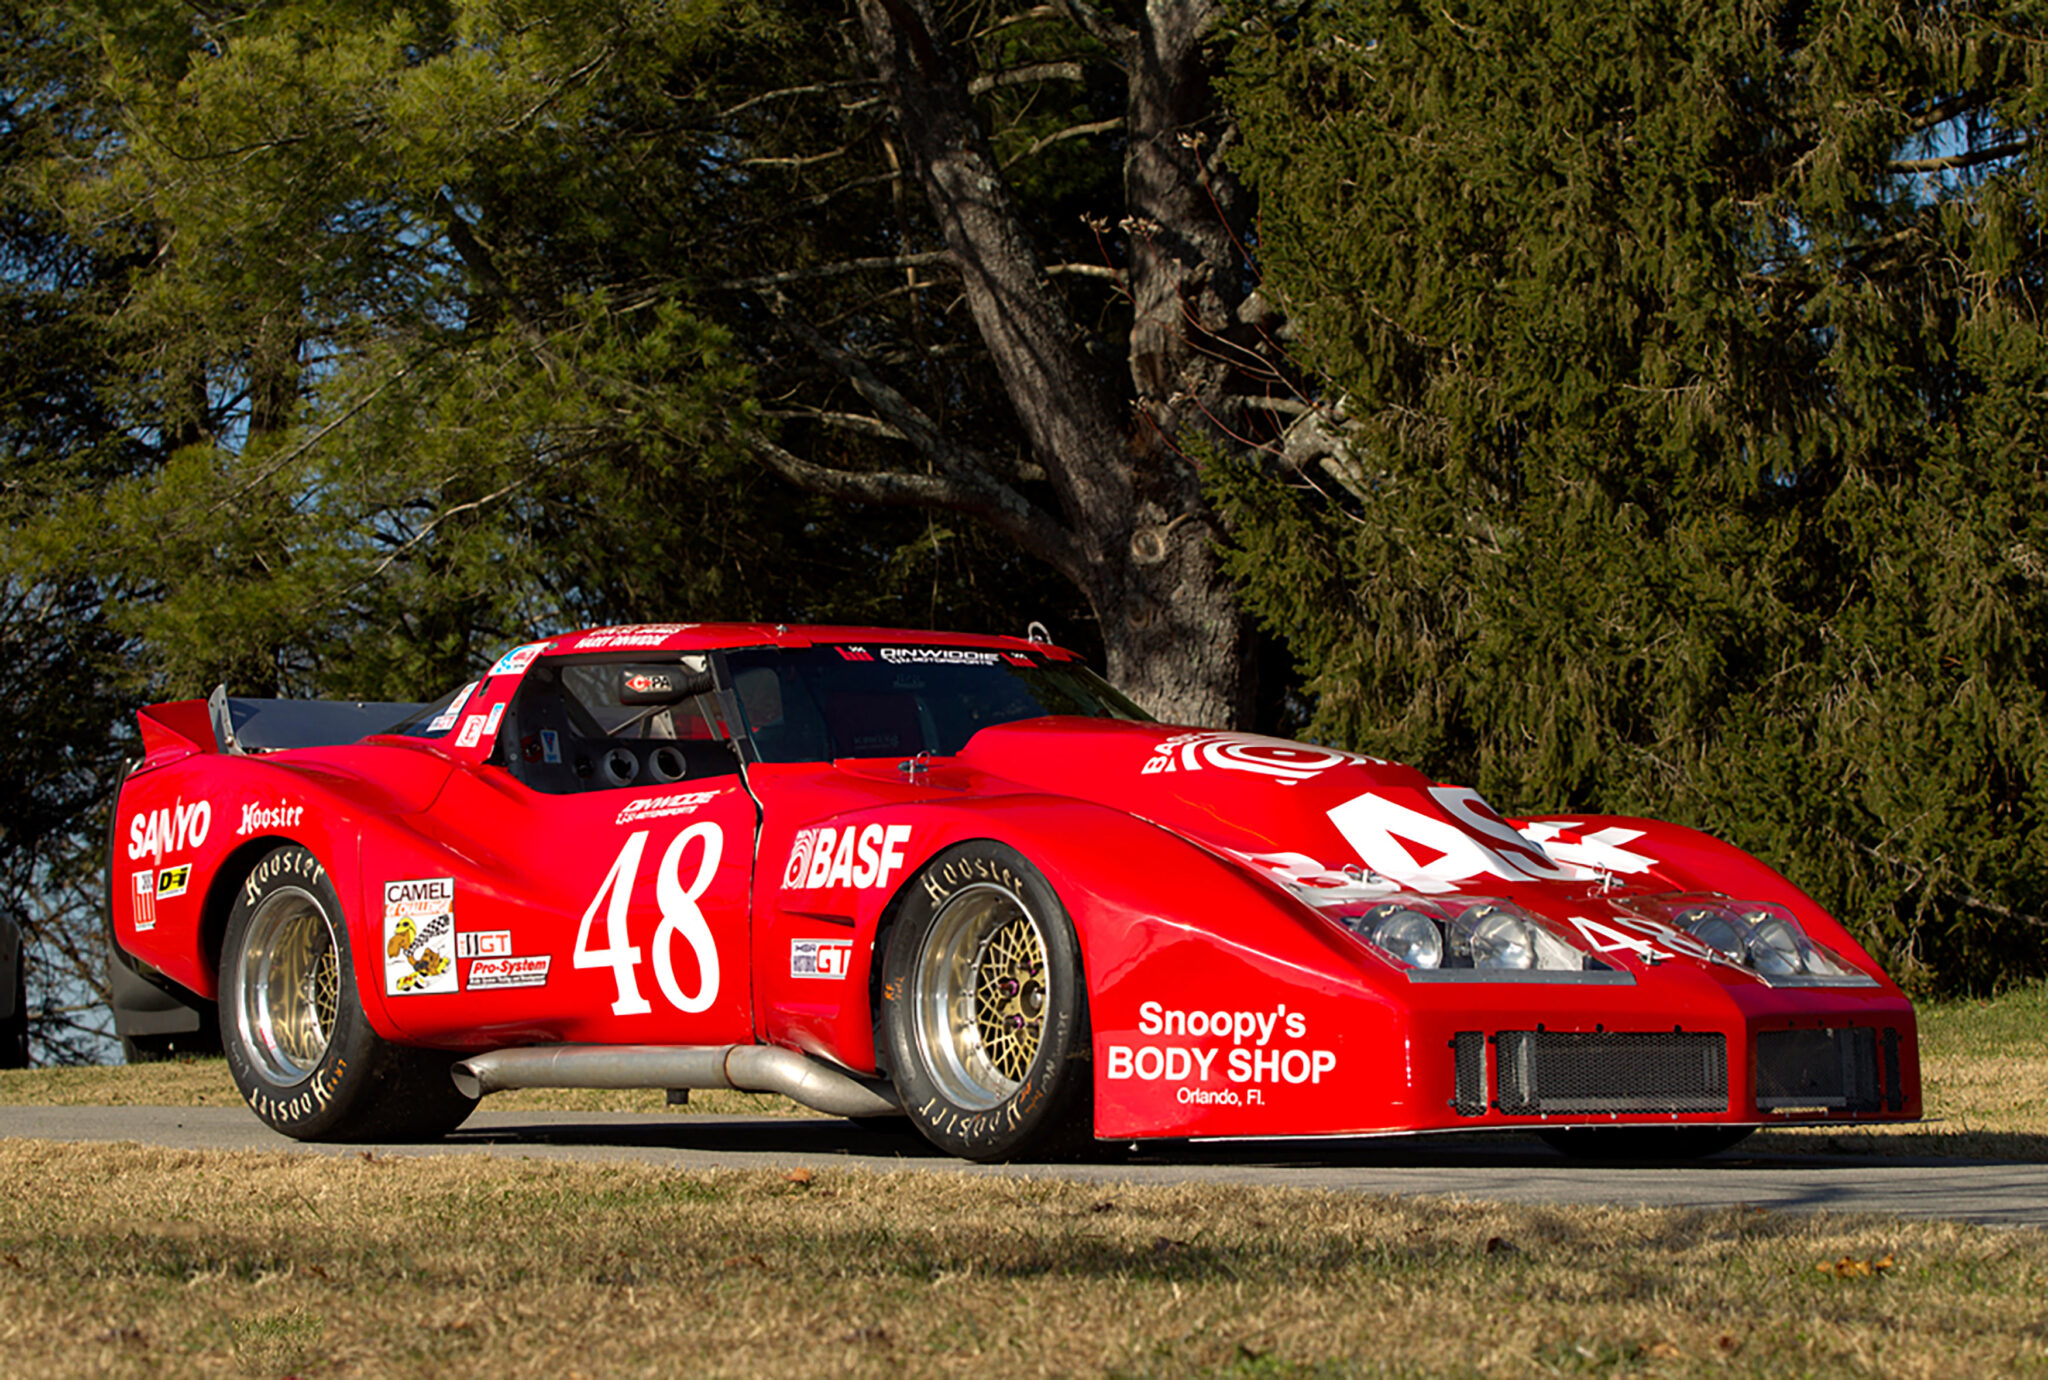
[219, 844, 476, 1143]
[881, 841, 1093, 1162]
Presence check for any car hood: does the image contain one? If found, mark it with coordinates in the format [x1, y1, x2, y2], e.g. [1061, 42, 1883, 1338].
[955, 718, 1570, 895]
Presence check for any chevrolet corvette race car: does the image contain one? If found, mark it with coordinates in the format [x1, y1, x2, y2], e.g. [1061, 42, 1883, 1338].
[107, 622, 1920, 1160]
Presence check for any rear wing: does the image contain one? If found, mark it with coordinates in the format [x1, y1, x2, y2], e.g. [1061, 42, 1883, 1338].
[205, 685, 428, 754]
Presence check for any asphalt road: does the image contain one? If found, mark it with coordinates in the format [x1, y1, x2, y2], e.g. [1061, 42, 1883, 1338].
[8, 1104, 2048, 1228]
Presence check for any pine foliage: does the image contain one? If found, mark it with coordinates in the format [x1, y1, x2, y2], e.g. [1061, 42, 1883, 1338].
[1218, 0, 2048, 989]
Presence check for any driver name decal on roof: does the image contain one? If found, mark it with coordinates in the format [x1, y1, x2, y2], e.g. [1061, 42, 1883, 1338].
[569, 624, 691, 652]
[384, 877, 457, 996]
[1141, 732, 1382, 784]
[781, 823, 913, 892]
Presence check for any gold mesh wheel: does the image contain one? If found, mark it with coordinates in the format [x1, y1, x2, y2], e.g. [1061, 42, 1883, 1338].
[911, 882, 1050, 1110]
[230, 887, 341, 1087]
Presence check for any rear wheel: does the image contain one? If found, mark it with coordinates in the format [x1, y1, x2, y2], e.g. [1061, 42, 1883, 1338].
[1539, 1126, 1754, 1161]
[220, 845, 475, 1141]
[880, 842, 1092, 1162]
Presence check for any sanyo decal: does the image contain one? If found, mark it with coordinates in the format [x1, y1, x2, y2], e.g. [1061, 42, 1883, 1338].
[127, 800, 211, 864]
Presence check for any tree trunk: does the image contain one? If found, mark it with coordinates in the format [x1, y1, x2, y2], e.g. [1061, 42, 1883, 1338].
[855, 0, 1258, 729]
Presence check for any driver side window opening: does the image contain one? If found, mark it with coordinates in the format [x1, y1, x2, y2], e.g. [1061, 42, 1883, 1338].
[503, 656, 740, 793]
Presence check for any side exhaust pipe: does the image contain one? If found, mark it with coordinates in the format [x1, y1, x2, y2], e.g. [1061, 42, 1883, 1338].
[450, 1043, 901, 1119]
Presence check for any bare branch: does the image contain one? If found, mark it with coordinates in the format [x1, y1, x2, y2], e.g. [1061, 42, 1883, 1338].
[1891, 138, 2031, 174]
[759, 409, 908, 442]
[969, 60, 1084, 95]
[1044, 262, 1124, 281]
[1045, 0, 1131, 50]
[740, 143, 854, 169]
[719, 80, 873, 120]
[710, 250, 953, 292]
[1008, 116, 1122, 166]
[745, 434, 1086, 585]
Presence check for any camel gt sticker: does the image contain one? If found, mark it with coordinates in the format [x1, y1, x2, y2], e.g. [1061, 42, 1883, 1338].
[384, 877, 457, 995]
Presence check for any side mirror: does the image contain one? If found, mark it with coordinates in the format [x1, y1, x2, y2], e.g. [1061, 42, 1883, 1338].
[618, 664, 716, 706]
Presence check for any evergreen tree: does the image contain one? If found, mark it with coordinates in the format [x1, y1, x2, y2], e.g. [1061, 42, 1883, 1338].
[1217, 0, 2048, 988]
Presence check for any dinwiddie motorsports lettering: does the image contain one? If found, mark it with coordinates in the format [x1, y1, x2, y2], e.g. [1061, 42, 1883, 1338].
[106, 622, 1921, 1161]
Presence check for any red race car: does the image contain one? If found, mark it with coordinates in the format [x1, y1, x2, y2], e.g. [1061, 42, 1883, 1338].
[107, 622, 1919, 1160]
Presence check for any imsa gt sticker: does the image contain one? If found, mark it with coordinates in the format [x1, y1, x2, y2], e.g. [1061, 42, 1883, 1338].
[791, 938, 853, 980]
[384, 877, 457, 995]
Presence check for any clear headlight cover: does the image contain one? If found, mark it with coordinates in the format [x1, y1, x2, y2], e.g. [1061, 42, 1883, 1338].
[1318, 896, 1599, 974]
[1367, 906, 1445, 969]
[1632, 895, 1863, 983]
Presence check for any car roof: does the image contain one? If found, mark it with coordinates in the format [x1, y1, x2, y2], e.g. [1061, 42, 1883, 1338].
[537, 622, 1069, 658]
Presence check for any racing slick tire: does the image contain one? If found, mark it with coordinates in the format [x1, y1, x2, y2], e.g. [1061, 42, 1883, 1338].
[219, 844, 476, 1142]
[880, 841, 1093, 1162]
[1539, 1126, 1755, 1161]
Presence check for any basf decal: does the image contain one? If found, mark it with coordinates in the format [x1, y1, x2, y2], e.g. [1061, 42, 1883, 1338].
[384, 877, 457, 995]
[780, 823, 912, 891]
[790, 938, 853, 980]
[1140, 732, 1382, 784]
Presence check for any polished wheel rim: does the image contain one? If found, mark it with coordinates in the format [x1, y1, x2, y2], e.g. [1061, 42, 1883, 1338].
[234, 886, 340, 1086]
[912, 881, 1049, 1111]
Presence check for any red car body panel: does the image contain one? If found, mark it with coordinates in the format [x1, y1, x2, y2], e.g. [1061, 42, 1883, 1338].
[111, 622, 1921, 1141]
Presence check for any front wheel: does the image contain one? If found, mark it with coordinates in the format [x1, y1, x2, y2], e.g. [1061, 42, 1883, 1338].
[1539, 1126, 1754, 1161]
[880, 842, 1092, 1162]
[220, 844, 476, 1141]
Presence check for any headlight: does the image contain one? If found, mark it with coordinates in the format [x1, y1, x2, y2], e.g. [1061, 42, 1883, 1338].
[1367, 906, 1444, 969]
[1744, 914, 1809, 975]
[1628, 894, 1865, 983]
[1465, 905, 1537, 970]
[1675, 904, 1748, 960]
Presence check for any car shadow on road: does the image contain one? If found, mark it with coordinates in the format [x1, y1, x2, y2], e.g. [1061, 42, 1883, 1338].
[440, 1113, 2048, 1169]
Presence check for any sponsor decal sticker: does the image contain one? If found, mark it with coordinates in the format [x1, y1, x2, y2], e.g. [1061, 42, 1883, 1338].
[541, 729, 561, 764]
[455, 713, 488, 749]
[489, 642, 550, 678]
[1141, 732, 1381, 784]
[426, 682, 478, 734]
[456, 930, 512, 959]
[834, 646, 875, 662]
[569, 624, 691, 652]
[484, 702, 506, 735]
[1105, 1001, 1335, 1108]
[614, 790, 723, 827]
[383, 877, 458, 995]
[155, 864, 192, 900]
[780, 823, 912, 891]
[1001, 652, 1035, 667]
[878, 646, 1000, 666]
[467, 955, 551, 990]
[1324, 788, 1567, 893]
[126, 799, 212, 864]
[236, 800, 305, 837]
[790, 938, 853, 980]
[131, 870, 157, 931]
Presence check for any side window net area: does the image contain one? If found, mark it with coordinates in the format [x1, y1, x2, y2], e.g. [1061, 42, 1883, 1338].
[504, 657, 739, 793]
[726, 644, 1150, 764]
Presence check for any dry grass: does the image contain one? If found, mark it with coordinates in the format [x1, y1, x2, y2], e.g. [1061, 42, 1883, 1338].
[4, 1139, 2046, 1378]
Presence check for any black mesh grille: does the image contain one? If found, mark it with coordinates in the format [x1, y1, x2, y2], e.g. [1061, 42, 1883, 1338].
[1756, 1027, 1882, 1112]
[1451, 1031, 1487, 1116]
[1882, 1027, 1903, 1113]
[1497, 1031, 1728, 1115]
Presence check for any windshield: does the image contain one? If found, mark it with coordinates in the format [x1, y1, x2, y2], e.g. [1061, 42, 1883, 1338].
[722, 643, 1150, 764]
